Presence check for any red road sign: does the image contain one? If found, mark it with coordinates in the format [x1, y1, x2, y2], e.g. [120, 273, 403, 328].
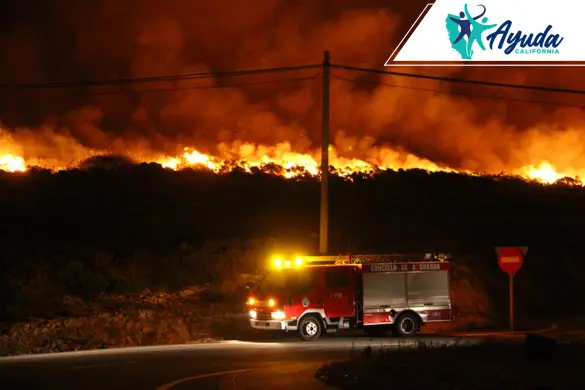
[497, 246, 524, 274]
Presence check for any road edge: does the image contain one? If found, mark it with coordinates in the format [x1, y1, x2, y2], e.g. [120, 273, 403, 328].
[435, 322, 558, 337]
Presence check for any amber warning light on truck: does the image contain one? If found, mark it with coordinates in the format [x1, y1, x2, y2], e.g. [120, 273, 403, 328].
[272, 256, 303, 269]
[247, 296, 275, 307]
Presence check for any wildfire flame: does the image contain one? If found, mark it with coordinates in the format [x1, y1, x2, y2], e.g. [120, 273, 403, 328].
[152, 143, 447, 179]
[522, 162, 565, 184]
[0, 154, 26, 173]
[0, 137, 579, 186]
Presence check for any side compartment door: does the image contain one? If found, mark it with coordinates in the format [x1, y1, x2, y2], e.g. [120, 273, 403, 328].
[323, 267, 355, 318]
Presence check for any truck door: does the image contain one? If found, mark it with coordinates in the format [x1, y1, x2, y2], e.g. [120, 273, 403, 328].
[323, 267, 355, 318]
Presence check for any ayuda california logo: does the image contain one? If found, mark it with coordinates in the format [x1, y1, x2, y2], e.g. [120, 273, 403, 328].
[446, 3, 564, 60]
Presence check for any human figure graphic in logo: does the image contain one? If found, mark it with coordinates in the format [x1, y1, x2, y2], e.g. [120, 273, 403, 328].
[448, 5, 486, 45]
[445, 4, 497, 60]
[463, 3, 497, 57]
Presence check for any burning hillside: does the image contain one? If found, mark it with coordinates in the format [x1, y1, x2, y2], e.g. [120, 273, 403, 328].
[0, 135, 577, 186]
[2, 1, 585, 187]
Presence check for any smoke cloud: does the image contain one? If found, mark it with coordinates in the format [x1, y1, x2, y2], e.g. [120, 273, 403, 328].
[1, 0, 585, 176]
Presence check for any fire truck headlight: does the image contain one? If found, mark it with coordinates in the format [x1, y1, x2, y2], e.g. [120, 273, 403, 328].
[268, 298, 276, 307]
[295, 257, 303, 266]
[271, 311, 286, 320]
[247, 297, 255, 306]
[273, 258, 283, 269]
[249, 310, 257, 319]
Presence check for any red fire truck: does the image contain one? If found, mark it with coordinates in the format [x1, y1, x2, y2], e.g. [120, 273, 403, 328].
[246, 253, 452, 341]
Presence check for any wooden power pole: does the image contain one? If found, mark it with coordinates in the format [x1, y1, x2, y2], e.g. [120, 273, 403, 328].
[319, 51, 330, 254]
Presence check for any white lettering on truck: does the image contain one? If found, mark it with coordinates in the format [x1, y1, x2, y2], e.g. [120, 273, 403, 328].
[418, 263, 440, 271]
[370, 263, 442, 272]
[370, 264, 398, 272]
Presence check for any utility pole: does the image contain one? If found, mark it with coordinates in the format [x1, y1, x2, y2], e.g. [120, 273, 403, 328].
[319, 51, 330, 254]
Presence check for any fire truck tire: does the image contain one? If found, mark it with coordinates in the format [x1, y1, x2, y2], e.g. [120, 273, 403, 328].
[298, 315, 323, 341]
[395, 313, 419, 337]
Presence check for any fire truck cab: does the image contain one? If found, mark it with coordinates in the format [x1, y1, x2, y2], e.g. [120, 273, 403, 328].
[246, 253, 451, 341]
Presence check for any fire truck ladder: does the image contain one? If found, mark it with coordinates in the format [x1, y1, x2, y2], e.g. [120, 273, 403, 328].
[300, 253, 450, 266]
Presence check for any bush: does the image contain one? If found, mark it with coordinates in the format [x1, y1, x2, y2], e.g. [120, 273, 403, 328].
[0, 240, 269, 321]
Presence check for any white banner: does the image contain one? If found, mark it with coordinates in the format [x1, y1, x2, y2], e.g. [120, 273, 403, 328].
[386, 0, 584, 65]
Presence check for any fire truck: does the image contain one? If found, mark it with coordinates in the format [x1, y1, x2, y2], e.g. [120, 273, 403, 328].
[246, 253, 452, 341]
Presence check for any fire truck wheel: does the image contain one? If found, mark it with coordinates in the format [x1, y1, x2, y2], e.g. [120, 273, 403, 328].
[395, 313, 419, 337]
[298, 315, 323, 341]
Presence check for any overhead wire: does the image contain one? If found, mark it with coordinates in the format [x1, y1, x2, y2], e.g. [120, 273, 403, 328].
[330, 73, 585, 109]
[1, 59, 584, 107]
[0, 64, 322, 90]
[69, 73, 323, 96]
[331, 64, 585, 96]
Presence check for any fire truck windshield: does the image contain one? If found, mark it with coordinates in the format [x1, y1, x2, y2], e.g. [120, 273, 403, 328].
[257, 268, 315, 296]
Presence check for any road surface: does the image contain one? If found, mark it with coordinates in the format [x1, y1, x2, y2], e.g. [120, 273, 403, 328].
[0, 335, 486, 390]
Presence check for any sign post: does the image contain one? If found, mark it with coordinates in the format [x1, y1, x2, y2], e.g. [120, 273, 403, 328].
[495, 246, 527, 331]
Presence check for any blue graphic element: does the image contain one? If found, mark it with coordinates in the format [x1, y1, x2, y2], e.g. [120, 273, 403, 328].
[446, 13, 471, 59]
[464, 4, 497, 57]
[446, 4, 496, 60]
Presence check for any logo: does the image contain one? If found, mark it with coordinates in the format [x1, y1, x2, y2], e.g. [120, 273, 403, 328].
[302, 296, 310, 307]
[386, 0, 573, 65]
[446, 4, 563, 60]
[446, 4, 495, 59]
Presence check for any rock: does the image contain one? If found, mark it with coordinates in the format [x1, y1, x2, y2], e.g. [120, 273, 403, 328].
[0, 285, 226, 356]
[170, 318, 192, 343]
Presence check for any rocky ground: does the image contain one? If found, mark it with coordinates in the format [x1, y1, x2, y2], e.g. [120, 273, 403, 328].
[0, 285, 254, 357]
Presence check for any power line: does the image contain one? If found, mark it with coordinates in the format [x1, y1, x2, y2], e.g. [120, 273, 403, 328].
[69, 73, 323, 96]
[331, 64, 585, 96]
[331, 73, 585, 109]
[0, 64, 321, 90]
[1, 58, 585, 101]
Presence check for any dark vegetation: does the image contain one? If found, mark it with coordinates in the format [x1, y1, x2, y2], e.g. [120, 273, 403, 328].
[1, 156, 584, 325]
[316, 337, 584, 389]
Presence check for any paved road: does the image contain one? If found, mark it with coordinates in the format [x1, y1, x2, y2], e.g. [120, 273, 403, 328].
[0, 335, 484, 390]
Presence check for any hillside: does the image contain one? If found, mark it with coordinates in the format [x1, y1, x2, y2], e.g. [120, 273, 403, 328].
[1, 161, 583, 328]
